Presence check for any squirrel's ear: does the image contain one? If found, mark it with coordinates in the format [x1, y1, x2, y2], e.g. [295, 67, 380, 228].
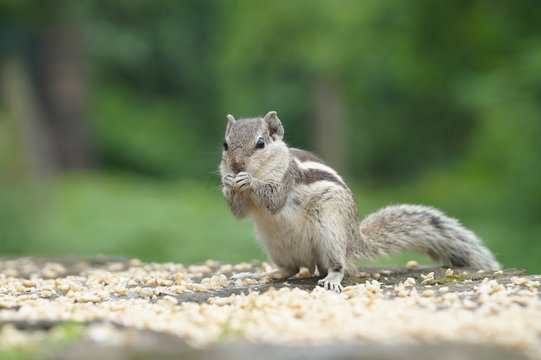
[225, 114, 236, 134]
[263, 111, 284, 140]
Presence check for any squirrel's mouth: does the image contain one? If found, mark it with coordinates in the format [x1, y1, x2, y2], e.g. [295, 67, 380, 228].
[230, 161, 245, 174]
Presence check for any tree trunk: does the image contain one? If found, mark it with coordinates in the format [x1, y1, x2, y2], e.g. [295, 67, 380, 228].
[38, 22, 93, 170]
[312, 75, 347, 174]
[0, 56, 56, 181]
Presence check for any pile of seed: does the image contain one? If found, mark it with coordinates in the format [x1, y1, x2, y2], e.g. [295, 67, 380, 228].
[0, 258, 540, 358]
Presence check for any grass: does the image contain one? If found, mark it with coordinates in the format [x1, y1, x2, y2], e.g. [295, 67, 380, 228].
[30, 173, 262, 264]
[0, 322, 84, 359]
[0, 172, 539, 273]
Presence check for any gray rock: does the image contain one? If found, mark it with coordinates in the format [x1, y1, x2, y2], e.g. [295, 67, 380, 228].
[53, 332, 529, 360]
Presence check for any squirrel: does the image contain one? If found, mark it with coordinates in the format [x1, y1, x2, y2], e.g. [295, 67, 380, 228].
[219, 111, 501, 292]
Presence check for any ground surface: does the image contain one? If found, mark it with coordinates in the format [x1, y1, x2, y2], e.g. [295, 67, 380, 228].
[0, 256, 540, 359]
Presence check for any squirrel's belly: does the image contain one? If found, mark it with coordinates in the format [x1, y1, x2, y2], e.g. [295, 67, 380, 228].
[251, 203, 318, 270]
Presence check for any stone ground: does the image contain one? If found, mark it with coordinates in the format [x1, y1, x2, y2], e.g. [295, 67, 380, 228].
[0, 256, 540, 359]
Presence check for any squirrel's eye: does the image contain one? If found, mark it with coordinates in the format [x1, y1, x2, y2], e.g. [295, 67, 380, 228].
[255, 137, 265, 149]
[223, 140, 228, 151]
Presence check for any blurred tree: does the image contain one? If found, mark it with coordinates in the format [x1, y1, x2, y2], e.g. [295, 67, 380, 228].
[40, 21, 92, 170]
[0, 0, 92, 173]
[216, 1, 473, 180]
[84, 0, 223, 177]
[2, 0, 540, 183]
[0, 0, 540, 269]
[313, 75, 347, 172]
[1, 56, 54, 178]
[0, 56, 46, 253]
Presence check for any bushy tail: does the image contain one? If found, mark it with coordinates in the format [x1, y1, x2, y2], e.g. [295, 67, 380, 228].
[358, 204, 500, 270]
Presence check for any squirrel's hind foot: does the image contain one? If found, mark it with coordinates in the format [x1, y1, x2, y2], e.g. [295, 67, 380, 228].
[317, 269, 345, 293]
[317, 278, 343, 293]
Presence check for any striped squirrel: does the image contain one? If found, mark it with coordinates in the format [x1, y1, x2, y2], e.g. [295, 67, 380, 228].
[220, 111, 500, 292]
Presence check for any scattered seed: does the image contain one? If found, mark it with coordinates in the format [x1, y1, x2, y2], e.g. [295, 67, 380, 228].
[406, 261, 419, 269]
[444, 268, 454, 277]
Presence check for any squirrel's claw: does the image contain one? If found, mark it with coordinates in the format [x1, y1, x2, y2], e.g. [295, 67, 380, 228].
[318, 279, 343, 293]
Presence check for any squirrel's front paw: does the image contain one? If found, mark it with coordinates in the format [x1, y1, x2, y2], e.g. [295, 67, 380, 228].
[222, 174, 236, 189]
[234, 172, 252, 190]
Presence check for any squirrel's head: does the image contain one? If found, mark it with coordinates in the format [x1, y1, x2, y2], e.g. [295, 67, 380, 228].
[221, 111, 286, 175]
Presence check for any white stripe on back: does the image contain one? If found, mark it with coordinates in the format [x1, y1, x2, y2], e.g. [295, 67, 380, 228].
[293, 158, 345, 183]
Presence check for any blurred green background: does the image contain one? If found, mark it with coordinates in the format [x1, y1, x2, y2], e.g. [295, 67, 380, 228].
[0, 0, 540, 272]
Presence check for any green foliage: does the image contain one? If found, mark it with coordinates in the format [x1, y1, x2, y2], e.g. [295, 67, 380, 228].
[91, 88, 202, 177]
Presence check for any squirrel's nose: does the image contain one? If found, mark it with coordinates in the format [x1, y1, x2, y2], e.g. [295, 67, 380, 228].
[230, 160, 245, 174]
